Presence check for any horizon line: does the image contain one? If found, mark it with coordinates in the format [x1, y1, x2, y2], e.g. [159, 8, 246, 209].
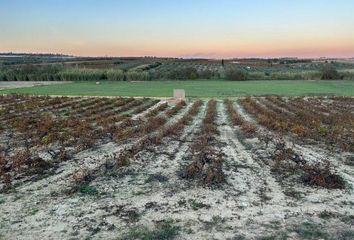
[1, 51, 354, 60]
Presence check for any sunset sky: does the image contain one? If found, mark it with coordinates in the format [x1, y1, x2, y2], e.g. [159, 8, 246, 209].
[1, 0, 354, 58]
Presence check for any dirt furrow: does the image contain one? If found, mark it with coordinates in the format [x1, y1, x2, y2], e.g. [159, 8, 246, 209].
[217, 101, 295, 235]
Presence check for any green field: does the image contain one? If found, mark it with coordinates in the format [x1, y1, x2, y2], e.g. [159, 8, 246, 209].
[1, 80, 353, 97]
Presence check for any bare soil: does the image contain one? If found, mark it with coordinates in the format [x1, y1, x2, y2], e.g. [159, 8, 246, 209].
[0, 97, 353, 240]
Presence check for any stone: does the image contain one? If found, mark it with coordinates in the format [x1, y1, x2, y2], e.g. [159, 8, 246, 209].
[173, 89, 185, 100]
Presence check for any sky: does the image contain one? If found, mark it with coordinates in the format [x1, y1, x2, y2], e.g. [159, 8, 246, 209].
[0, 0, 354, 58]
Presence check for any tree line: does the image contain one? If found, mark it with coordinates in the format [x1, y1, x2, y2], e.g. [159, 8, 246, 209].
[0, 66, 218, 81]
[0, 64, 351, 81]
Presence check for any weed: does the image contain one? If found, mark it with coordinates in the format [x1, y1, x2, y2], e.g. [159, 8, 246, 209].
[318, 210, 337, 219]
[57, 148, 71, 161]
[283, 188, 303, 200]
[344, 155, 354, 166]
[341, 215, 354, 225]
[41, 135, 52, 145]
[79, 184, 98, 195]
[177, 199, 187, 207]
[11, 150, 30, 171]
[113, 168, 137, 179]
[120, 209, 141, 223]
[291, 124, 307, 136]
[29, 208, 39, 215]
[72, 168, 95, 184]
[1, 173, 12, 191]
[292, 221, 329, 239]
[145, 174, 169, 183]
[233, 235, 247, 240]
[256, 234, 288, 240]
[337, 230, 354, 240]
[121, 220, 180, 240]
[69, 168, 98, 195]
[27, 156, 52, 174]
[188, 199, 211, 210]
[115, 150, 132, 168]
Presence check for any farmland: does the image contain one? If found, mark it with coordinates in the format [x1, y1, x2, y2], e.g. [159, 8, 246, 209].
[1, 80, 354, 97]
[0, 94, 353, 239]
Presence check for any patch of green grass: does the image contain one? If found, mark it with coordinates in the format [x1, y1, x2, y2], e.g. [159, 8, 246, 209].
[110, 168, 138, 179]
[292, 221, 329, 239]
[203, 216, 228, 231]
[29, 208, 39, 216]
[260, 220, 283, 231]
[337, 230, 354, 240]
[131, 184, 152, 195]
[145, 174, 169, 183]
[257, 220, 354, 240]
[13, 194, 21, 201]
[79, 184, 98, 195]
[256, 235, 287, 240]
[283, 188, 303, 200]
[341, 215, 354, 225]
[233, 235, 247, 240]
[177, 198, 187, 207]
[1, 80, 354, 97]
[121, 221, 180, 240]
[188, 199, 211, 211]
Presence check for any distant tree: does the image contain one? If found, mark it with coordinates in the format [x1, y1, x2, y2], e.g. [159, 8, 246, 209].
[106, 69, 124, 81]
[225, 68, 248, 81]
[185, 67, 198, 79]
[221, 59, 225, 67]
[198, 69, 214, 79]
[0, 72, 7, 81]
[165, 67, 199, 80]
[321, 64, 340, 80]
